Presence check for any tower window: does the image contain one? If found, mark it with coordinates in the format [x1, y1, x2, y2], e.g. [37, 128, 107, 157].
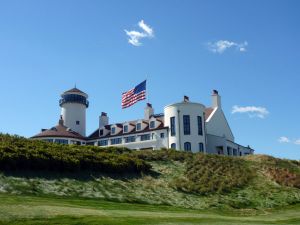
[160, 133, 165, 138]
[183, 115, 190, 135]
[171, 143, 176, 149]
[197, 116, 203, 135]
[184, 142, 191, 151]
[76, 121, 80, 125]
[170, 117, 176, 136]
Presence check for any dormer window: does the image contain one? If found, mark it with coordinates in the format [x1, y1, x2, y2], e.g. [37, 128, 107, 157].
[150, 121, 155, 129]
[123, 125, 128, 133]
[111, 127, 116, 135]
[99, 129, 104, 136]
[136, 123, 141, 131]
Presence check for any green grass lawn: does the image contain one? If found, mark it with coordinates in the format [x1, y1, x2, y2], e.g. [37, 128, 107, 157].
[0, 193, 300, 225]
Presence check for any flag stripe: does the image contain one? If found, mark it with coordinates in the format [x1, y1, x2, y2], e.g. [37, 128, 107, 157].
[121, 81, 146, 109]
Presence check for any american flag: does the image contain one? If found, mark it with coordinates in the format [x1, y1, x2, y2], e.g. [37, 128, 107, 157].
[122, 80, 146, 109]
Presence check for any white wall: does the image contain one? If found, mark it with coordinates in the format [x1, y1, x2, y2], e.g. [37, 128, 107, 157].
[206, 134, 254, 156]
[205, 108, 234, 142]
[206, 134, 226, 154]
[164, 102, 206, 153]
[94, 129, 168, 150]
[61, 103, 86, 136]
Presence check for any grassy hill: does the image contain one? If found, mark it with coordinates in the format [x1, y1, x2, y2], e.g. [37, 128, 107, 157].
[0, 133, 300, 224]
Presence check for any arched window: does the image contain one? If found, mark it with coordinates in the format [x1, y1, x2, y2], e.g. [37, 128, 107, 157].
[171, 143, 176, 149]
[199, 143, 204, 152]
[184, 142, 191, 151]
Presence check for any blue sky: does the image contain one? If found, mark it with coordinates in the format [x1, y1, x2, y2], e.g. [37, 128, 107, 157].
[0, 0, 299, 159]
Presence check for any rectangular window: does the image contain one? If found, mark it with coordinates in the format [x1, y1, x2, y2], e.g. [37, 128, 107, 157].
[123, 125, 128, 133]
[150, 121, 155, 129]
[170, 117, 176, 136]
[233, 149, 237, 156]
[111, 127, 116, 134]
[227, 147, 231, 155]
[98, 140, 108, 146]
[99, 129, 104, 136]
[111, 138, 122, 145]
[183, 115, 190, 135]
[76, 121, 80, 125]
[197, 116, 203, 136]
[136, 123, 141, 131]
[55, 139, 68, 144]
[160, 133, 165, 138]
[199, 143, 204, 152]
[125, 136, 136, 143]
[140, 134, 150, 141]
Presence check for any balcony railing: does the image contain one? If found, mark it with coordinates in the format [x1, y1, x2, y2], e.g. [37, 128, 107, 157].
[59, 94, 89, 108]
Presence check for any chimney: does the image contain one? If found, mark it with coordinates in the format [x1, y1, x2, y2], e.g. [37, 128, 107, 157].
[144, 103, 154, 120]
[183, 95, 189, 102]
[99, 112, 109, 128]
[212, 90, 221, 108]
[59, 115, 64, 125]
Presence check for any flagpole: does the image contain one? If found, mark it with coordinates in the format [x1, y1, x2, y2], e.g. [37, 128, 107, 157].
[146, 76, 149, 104]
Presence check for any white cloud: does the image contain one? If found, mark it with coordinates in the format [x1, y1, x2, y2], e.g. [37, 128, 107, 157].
[277, 136, 300, 145]
[125, 20, 154, 46]
[232, 105, 269, 118]
[208, 40, 248, 53]
[138, 20, 154, 37]
[278, 136, 290, 143]
[295, 139, 300, 145]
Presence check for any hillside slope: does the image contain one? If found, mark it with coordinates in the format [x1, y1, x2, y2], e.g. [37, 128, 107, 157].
[0, 133, 300, 210]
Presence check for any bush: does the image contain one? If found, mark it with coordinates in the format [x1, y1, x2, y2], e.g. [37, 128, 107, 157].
[174, 154, 254, 195]
[0, 134, 151, 174]
[133, 149, 193, 162]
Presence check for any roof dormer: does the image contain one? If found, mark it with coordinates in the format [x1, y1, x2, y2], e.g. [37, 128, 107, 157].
[110, 124, 122, 135]
[149, 117, 162, 129]
[99, 125, 111, 137]
[123, 122, 135, 133]
[136, 120, 148, 131]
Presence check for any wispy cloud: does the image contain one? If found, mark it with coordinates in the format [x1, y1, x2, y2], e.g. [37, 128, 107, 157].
[124, 20, 154, 46]
[207, 40, 248, 54]
[232, 105, 269, 119]
[294, 139, 300, 145]
[278, 137, 300, 145]
[278, 136, 290, 143]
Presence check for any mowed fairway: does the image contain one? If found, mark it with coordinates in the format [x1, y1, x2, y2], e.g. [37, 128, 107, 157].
[0, 194, 299, 225]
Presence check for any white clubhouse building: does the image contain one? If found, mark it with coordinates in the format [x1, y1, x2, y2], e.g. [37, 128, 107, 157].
[32, 88, 254, 156]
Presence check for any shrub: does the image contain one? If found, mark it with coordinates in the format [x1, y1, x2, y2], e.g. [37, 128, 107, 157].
[174, 154, 254, 194]
[0, 134, 151, 174]
[133, 149, 193, 162]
